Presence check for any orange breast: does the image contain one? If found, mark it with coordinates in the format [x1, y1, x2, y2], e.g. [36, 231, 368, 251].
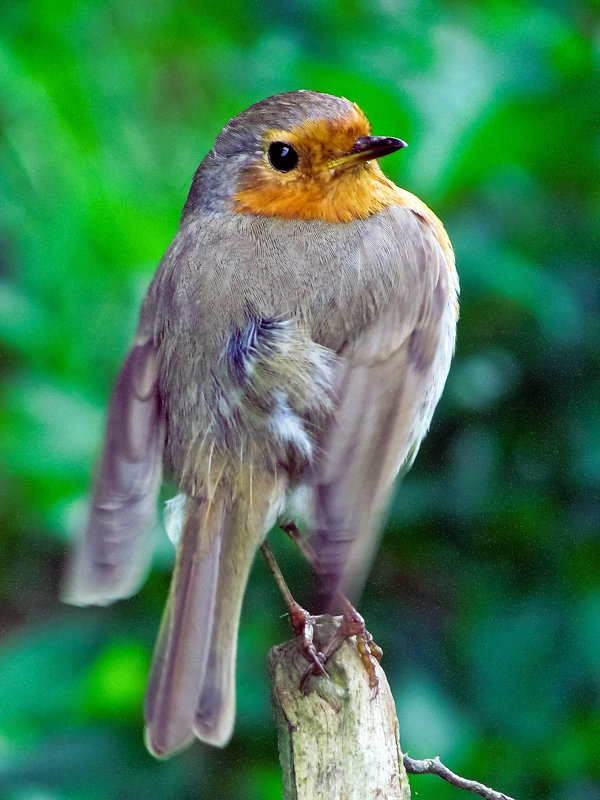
[233, 162, 407, 224]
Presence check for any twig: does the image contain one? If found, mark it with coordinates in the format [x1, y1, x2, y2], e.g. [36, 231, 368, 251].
[403, 754, 516, 800]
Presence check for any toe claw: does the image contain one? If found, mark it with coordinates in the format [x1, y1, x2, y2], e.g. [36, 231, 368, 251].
[300, 654, 329, 688]
[294, 602, 383, 691]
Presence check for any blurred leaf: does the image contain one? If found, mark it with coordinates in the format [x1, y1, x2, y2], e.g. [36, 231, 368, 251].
[83, 641, 149, 719]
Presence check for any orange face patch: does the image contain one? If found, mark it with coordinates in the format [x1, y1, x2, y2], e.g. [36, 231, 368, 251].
[232, 106, 407, 224]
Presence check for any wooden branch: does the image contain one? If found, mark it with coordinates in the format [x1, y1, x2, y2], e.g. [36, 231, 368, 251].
[268, 614, 411, 800]
[268, 614, 517, 800]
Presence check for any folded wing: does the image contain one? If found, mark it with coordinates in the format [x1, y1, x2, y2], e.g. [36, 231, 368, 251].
[63, 337, 165, 606]
[311, 215, 457, 602]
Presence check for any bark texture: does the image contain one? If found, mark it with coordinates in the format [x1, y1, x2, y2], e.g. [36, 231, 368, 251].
[268, 615, 411, 800]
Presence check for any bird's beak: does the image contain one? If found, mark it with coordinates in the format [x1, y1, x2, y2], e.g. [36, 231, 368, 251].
[324, 136, 407, 170]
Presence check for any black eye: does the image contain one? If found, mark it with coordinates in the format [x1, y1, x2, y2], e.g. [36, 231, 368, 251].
[268, 141, 299, 172]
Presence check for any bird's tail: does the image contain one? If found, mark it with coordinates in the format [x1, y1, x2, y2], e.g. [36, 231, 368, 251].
[144, 472, 284, 757]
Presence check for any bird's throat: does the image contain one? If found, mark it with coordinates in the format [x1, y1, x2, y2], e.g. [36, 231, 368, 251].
[232, 163, 408, 224]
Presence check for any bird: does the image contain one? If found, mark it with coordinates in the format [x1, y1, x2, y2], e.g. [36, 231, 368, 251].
[63, 90, 459, 758]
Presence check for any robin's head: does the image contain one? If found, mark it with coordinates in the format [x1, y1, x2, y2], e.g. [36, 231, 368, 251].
[183, 91, 407, 225]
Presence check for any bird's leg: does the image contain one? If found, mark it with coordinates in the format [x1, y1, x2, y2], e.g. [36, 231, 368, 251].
[259, 540, 329, 680]
[314, 596, 383, 689]
[279, 522, 382, 689]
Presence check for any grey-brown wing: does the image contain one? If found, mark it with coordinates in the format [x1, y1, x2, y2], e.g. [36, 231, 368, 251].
[310, 221, 457, 603]
[63, 336, 165, 606]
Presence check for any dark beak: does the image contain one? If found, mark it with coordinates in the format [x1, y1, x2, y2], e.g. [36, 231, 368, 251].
[324, 135, 407, 171]
[350, 135, 407, 161]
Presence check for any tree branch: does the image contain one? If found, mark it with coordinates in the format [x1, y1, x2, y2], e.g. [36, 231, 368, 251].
[403, 754, 516, 800]
[268, 614, 516, 800]
[268, 614, 410, 800]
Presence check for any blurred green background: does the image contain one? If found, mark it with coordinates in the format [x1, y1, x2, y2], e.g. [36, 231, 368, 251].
[1, 1, 599, 798]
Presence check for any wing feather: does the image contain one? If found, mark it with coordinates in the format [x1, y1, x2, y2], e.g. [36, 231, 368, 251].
[310, 218, 457, 601]
[63, 337, 165, 605]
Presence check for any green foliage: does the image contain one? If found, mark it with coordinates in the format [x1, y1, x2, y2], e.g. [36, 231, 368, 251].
[1, 1, 599, 797]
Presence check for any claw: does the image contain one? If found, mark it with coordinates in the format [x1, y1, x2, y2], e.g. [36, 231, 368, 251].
[300, 655, 329, 688]
[317, 601, 382, 690]
[294, 602, 383, 690]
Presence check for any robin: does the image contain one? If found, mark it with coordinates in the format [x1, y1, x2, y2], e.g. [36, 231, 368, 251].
[63, 90, 459, 757]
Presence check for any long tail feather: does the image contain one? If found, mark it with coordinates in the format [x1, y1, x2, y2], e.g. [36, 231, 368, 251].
[144, 493, 226, 757]
[194, 497, 268, 746]
[145, 473, 285, 756]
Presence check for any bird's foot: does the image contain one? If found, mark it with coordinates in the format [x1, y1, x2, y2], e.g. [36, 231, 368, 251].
[299, 601, 383, 689]
[260, 537, 382, 689]
[286, 602, 330, 686]
[260, 541, 329, 681]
